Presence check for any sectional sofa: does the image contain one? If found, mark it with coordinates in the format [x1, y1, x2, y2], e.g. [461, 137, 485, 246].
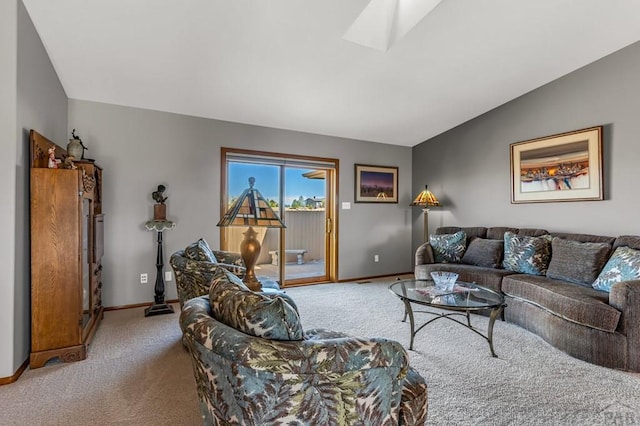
[415, 226, 640, 372]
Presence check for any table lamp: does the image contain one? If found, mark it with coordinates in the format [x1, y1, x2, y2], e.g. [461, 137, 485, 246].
[410, 185, 441, 242]
[217, 177, 285, 291]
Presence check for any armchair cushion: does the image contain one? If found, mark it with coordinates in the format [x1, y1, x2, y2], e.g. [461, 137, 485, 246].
[184, 238, 217, 262]
[209, 270, 304, 341]
[212, 249, 245, 270]
[170, 250, 246, 308]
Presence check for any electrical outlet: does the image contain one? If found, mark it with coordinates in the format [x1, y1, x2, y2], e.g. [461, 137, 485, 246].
[374, 254, 379, 262]
[140, 273, 148, 284]
[165, 271, 172, 282]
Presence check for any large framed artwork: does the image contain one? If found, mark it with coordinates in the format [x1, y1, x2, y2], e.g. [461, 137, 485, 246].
[354, 164, 398, 203]
[510, 126, 603, 203]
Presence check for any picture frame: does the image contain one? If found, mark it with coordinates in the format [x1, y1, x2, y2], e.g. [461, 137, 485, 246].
[354, 164, 398, 203]
[510, 126, 603, 204]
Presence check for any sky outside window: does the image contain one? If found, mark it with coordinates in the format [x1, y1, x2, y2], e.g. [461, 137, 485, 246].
[229, 163, 325, 206]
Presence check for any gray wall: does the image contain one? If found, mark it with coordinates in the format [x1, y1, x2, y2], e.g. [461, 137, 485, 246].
[0, 0, 68, 379]
[412, 41, 640, 253]
[68, 100, 413, 308]
[0, 0, 18, 379]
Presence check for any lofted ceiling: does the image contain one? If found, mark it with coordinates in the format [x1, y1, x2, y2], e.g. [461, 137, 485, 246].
[22, 0, 640, 147]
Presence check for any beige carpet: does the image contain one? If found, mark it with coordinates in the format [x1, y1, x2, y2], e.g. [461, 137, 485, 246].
[1, 280, 639, 425]
[287, 281, 640, 425]
[0, 303, 201, 425]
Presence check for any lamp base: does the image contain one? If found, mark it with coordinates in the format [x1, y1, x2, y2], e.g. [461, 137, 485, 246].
[242, 275, 262, 292]
[240, 226, 263, 292]
[423, 208, 430, 243]
[144, 303, 174, 317]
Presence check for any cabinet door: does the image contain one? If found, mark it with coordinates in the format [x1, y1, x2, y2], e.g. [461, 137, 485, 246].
[93, 214, 104, 262]
[81, 197, 92, 328]
[31, 169, 84, 351]
[91, 214, 104, 317]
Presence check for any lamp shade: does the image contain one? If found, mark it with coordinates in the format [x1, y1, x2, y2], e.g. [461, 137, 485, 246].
[410, 185, 441, 208]
[217, 177, 285, 228]
[217, 177, 284, 292]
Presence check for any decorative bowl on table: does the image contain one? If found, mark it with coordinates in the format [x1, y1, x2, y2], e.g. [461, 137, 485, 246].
[430, 271, 458, 292]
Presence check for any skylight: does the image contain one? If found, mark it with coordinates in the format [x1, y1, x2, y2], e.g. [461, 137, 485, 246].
[343, 0, 444, 51]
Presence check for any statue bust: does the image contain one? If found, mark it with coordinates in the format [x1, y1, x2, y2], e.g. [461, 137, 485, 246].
[152, 185, 167, 205]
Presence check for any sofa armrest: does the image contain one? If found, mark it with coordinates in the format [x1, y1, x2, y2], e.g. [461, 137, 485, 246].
[415, 242, 435, 266]
[180, 297, 409, 376]
[609, 279, 640, 371]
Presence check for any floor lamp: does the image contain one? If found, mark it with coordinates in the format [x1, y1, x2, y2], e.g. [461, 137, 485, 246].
[410, 185, 441, 242]
[217, 177, 285, 291]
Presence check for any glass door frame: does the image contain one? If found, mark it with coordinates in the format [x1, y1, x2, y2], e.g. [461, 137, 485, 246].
[220, 147, 339, 287]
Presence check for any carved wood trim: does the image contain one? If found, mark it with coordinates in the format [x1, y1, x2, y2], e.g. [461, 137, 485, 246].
[83, 173, 96, 193]
[30, 129, 67, 169]
[29, 345, 87, 369]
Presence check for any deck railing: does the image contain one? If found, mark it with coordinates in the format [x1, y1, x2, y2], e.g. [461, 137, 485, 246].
[226, 209, 325, 265]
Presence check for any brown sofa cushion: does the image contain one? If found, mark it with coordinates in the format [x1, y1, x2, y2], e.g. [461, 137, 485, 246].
[436, 226, 487, 245]
[550, 232, 615, 245]
[485, 227, 548, 240]
[613, 235, 640, 250]
[502, 274, 620, 332]
[546, 238, 612, 286]
[517, 228, 550, 237]
[461, 238, 504, 269]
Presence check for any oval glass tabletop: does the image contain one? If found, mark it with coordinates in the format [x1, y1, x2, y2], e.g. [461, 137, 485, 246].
[389, 279, 504, 311]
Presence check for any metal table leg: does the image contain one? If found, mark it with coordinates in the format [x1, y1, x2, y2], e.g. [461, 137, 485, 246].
[404, 299, 416, 350]
[487, 305, 504, 358]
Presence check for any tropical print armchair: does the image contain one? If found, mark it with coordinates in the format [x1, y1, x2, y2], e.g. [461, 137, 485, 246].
[170, 238, 247, 308]
[179, 269, 428, 425]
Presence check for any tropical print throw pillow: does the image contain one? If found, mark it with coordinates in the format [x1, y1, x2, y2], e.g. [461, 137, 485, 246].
[209, 272, 304, 341]
[592, 246, 640, 292]
[429, 231, 467, 263]
[502, 231, 552, 275]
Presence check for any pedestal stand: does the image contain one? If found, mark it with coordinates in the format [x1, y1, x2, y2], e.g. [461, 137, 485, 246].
[144, 220, 176, 317]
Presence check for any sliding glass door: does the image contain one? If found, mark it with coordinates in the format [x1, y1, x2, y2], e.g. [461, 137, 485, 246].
[220, 148, 338, 287]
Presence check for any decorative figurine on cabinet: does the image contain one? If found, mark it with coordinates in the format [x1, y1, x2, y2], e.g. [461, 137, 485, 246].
[47, 146, 60, 169]
[61, 155, 77, 170]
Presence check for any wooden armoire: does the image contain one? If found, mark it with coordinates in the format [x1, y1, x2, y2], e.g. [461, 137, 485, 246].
[29, 130, 104, 369]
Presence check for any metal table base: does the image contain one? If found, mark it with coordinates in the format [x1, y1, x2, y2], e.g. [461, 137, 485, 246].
[401, 298, 505, 357]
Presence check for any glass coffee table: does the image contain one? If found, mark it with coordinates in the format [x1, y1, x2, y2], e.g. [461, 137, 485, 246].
[389, 279, 506, 357]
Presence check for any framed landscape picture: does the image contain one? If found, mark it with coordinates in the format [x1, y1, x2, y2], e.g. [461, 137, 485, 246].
[510, 126, 603, 203]
[355, 164, 398, 203]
